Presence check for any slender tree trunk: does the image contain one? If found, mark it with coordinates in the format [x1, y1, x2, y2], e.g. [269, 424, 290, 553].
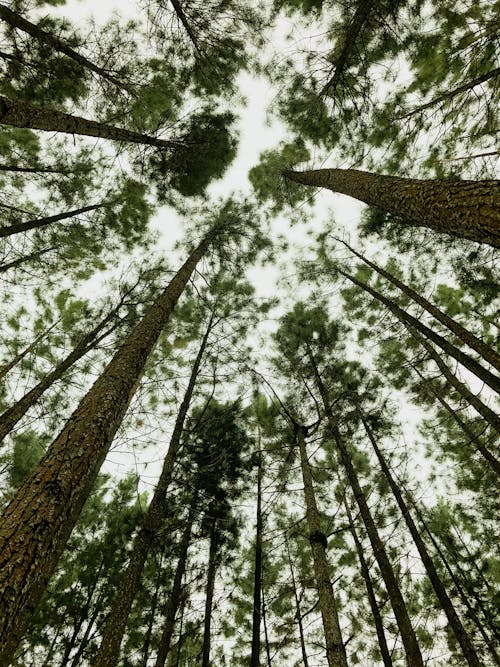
[285, 535, 310, 667]
[411, 365, 500, 472]
[202, 522, 220, 667]
[342, 495, 393, 667]
[154, 489, 200, 667]
[174, 593, 186, 667]
[41, 626, 63, 667]
[0, 320, 57, 382]
[0, 246, 56, 273]
[0, 306, 121, 445]
[338, 239, 500, 373]
[93, 317, 213, 667]
[338, 268, 500, 395]
[68, 592, 105, 667]
[0, 163, 68, 174]
[0, 203, 106, 238]
[320, 0, 376, 97]
[168, 0, 202, 55]
[0, 231, 215, 664]
[306, 349, 423, 667]
[0, 5, 134, 94]
[250, 449, 263, 667]
[357, 405, 483, 666]
[396, 67, 500, 120]
[296, 424, 348, 667]
[405, 324, 500, 434]
[261, 571, 272, 667]
[284, 168, 500, 247]
[0, 95, 180, 149]
[141, 560, 163, 667]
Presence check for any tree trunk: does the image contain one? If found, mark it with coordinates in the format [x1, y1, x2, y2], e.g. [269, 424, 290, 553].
[0, 163, 68, 174]
[261, 571, 272, 667]
[250, 449, 263, 667]
[92, 317, 213, 667]
[405, 324, 500, 434]
[411, 365, 500, 473]
[68, 591, 105, 667]
[339, 239, 500, 373]
[342, 494, 393, 667]
[154, 491, 199, 667]
[0, 203, 106, 238]
[283, 168, 500, 247]
[306, 349, 423, 667]
[140, 556, 163, 667]
[0, 246, 57, 274]
[0, 231, 214, 664]
[0, 95, 180, 149]
[296, 424, 348, 667]
[396, 67, 500, 120]
[0, 5, 134, 94]
[285, 535, 310, 667]
[0, 320, 57, 382]
[0, 305, 121, 445]
[202, 523, 220, 667]
[338, 268, 500, 395]
[358, 405, 483, 666]
[320, 0, 376, 97]
[168, 0, 202, 55]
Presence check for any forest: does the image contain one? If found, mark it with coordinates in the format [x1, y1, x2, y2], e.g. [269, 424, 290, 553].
[0, 0, 498, 665]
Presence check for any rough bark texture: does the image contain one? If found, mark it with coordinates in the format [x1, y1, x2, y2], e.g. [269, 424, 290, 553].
[154, 493, 199, 667]
[358, 406, 483, 667]
[0, 5, 134, 93]
[0, 203, 105, 238]
[339, 269, 500, 395]
[0, 234, 212, 664]
[284, 168, 500, 247]
[0, 95, 179, 149]
[202, 524, 219, 667]
[93, 319, 212, 667]
[406, 325, 500, 434]
[0, 306, 120, 444]
[296, 425, 348, 667]
[342, 496, 393, 667]
[340, 239, 500, 373]
[250, 450, 263, 667]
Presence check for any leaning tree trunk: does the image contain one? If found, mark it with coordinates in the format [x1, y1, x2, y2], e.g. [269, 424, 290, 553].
[0, 230, 215, 665]
[283, 168, 500, 247]
[0, 95, 179, 149]
[339, 239, 500, 373]
[202, 522, 220, 667]
[357, 404, 483, 667]
[405, 324, 500, 435]
[338, 268, 500, 395]
[0, 245, 57, 274]
[0, 303, 122, 445]
[250, 448, 263, 667]
[307, 348, 423, 667]
[342, 494, 393, 667]
[92, 316, 213, 667]
[296, 424, 348, 667]
[0, 203, 106, 238]
[0, 320, 57, 382]
[0, 5, 134, 94]
[154, 490, 199, 667]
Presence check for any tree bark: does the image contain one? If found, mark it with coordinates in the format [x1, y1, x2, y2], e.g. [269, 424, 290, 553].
[338, 239, 500, 373]
[411, 365, 500, 473]
[358, 405, 483, 667]
[0, 305, 121, 445]
[310, 376, 423, 667]
[92, 317, 213, 667]
[296, 424, 348, 667]
[396, 67, 500, 120]
[405, 324, 500, 434]
[0, 203, 106, 238]
[154, 491, 199, 667]
[283, 168, 500, 247]
[338, 268, 500, 395]
[0, 95, 180, 149]
[342, 494, 393, 667]
[202, 523, 220, 667]
[285, 535, 310, 667]
[0, 5, 135, 94]
[0, 231, 214, 664]
[250, 449, 263, 667]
